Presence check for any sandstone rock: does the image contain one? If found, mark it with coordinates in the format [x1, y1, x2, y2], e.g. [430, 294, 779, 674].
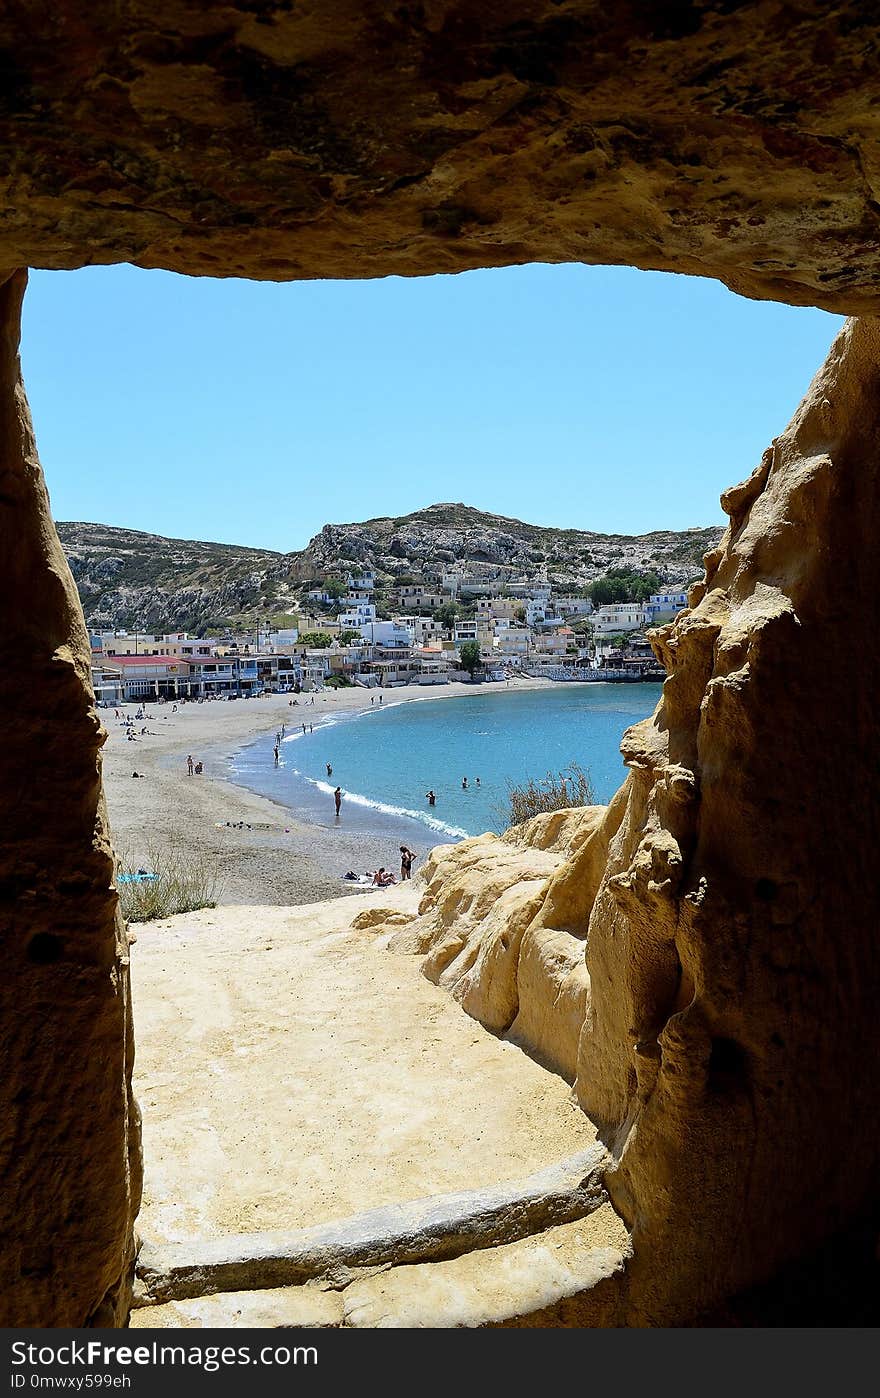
[2, 5, 880, 314]
[576, 317, 880, 1323]
[0, 272, 140, 1326]
[378, 805, 616, 1080]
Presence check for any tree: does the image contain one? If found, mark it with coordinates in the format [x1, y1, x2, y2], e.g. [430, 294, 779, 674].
[514, 605, 527, 623]
[324, 578, 347, 600]
[299, 631, 334, 648]
[337, 629, 362, 645]
[588, 568, 662, 606]
[433, 602, 459, 631]
[458, 640, 482, 676]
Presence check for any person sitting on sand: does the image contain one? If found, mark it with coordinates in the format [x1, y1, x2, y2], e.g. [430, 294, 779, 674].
[372, 867, 396, 887]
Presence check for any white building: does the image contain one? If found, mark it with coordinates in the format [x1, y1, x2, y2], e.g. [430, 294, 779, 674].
[356, 619, 412, 647]
[346, 571, 375, 590]
[338, 601, 378, 629]
[493, 625, 531, 658]
[644, 591, 689, 624]
[592, 602, 648, 634]
[396, 614, 445, 644]
[552, 596, 593, 618]
[505, 581, 552, 603]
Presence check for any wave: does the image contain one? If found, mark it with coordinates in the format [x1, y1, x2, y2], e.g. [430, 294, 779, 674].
[301, 775, 470, 839]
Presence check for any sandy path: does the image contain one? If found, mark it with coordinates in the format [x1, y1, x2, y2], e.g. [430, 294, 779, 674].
[102, 678, 551, 906]
[132, 892, 593, 1246]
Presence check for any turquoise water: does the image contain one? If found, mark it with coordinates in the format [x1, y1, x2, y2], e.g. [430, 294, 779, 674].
[231, 683, 661, 842]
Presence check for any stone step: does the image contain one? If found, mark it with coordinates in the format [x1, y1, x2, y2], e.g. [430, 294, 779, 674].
[132, 1205, 630, 1329]
[135, 1145, 608, 1306]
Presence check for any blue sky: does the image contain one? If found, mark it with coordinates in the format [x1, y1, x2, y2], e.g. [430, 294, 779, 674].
[21, 263, 842, 553]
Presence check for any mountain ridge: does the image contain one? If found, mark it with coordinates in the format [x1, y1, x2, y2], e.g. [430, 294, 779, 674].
[56, 504, 724, 634]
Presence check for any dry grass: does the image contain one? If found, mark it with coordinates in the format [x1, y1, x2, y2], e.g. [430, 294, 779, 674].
[116, 834, 222, 923]
[499, 762, 595, 830]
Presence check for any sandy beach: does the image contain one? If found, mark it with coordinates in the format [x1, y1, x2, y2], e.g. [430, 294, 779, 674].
[103, 677, 553, 907]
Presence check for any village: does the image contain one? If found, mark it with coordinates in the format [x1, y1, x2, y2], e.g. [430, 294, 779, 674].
[89, 566, 688, 703]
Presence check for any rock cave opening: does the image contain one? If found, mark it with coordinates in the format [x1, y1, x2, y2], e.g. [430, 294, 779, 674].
[4, 0, 880, 1329]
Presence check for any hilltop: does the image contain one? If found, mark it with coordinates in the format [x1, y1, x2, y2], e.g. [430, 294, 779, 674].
[57, 505, 723, 633]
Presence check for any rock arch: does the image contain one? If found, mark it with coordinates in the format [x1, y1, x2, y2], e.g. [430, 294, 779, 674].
[1, 1, 879, 1324]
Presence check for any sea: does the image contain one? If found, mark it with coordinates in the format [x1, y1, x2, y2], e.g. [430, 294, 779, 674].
[229, 683, 661, 845]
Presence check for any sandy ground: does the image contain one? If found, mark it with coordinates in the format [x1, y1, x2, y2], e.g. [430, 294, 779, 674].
[132, 891, 594, 1246]
[103, 677, 552, 906]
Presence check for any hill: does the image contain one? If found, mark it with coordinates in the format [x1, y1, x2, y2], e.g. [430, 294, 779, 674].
[57, 505, 723, 633]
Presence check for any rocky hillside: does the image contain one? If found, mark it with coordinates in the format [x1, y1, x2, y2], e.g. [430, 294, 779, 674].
[302, 503, 722, 587]
[56, 522, 300, 634]
[58, 505, 723, 633]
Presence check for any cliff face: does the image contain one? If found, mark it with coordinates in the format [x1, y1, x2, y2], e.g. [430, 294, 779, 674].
[580, 316, 880, 1322]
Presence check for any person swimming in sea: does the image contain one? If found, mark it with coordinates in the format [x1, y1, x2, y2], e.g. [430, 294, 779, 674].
[461, 776, 468, 789]
[425, 789, 436, 807]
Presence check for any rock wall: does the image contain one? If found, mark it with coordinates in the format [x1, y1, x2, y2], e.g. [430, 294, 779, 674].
[0, 271, 140, 1326]
[577, 316, 880, 1322]
[362, 803, 618, 1082]
[2, 3, 880, 314]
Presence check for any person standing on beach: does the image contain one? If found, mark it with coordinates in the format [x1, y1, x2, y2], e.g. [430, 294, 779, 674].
[186, 754, 194, 777]
[399, 846, 417, 881]
[334, 786, 342, 817]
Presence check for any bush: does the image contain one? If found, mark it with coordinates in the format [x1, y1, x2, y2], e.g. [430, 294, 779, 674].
[500, 763, 595, 830]
[324, 673, 352, 688]
[458, 640, 482, 676]
[116, 835, 221, 923]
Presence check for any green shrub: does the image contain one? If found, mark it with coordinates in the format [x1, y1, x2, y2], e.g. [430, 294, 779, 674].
[499, 763, 595, 830]
[324, 673, 352, 688]
[116, 835, 221, 923]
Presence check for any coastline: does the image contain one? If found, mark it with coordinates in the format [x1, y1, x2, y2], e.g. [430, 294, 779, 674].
[102, 676, 555, 907]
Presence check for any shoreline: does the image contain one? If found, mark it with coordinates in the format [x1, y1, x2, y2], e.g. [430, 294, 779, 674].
[102, 676, 556, 907]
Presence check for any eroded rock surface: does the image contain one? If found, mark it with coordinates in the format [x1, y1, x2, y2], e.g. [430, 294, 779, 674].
[577, 316, 880, 1322]
[362, 802, 620, 1082]
[0, 271, 140, 1326]
[1, 3, 880, 312]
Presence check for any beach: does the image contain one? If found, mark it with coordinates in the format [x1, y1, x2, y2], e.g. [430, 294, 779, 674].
[102, 678, 554, 907]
